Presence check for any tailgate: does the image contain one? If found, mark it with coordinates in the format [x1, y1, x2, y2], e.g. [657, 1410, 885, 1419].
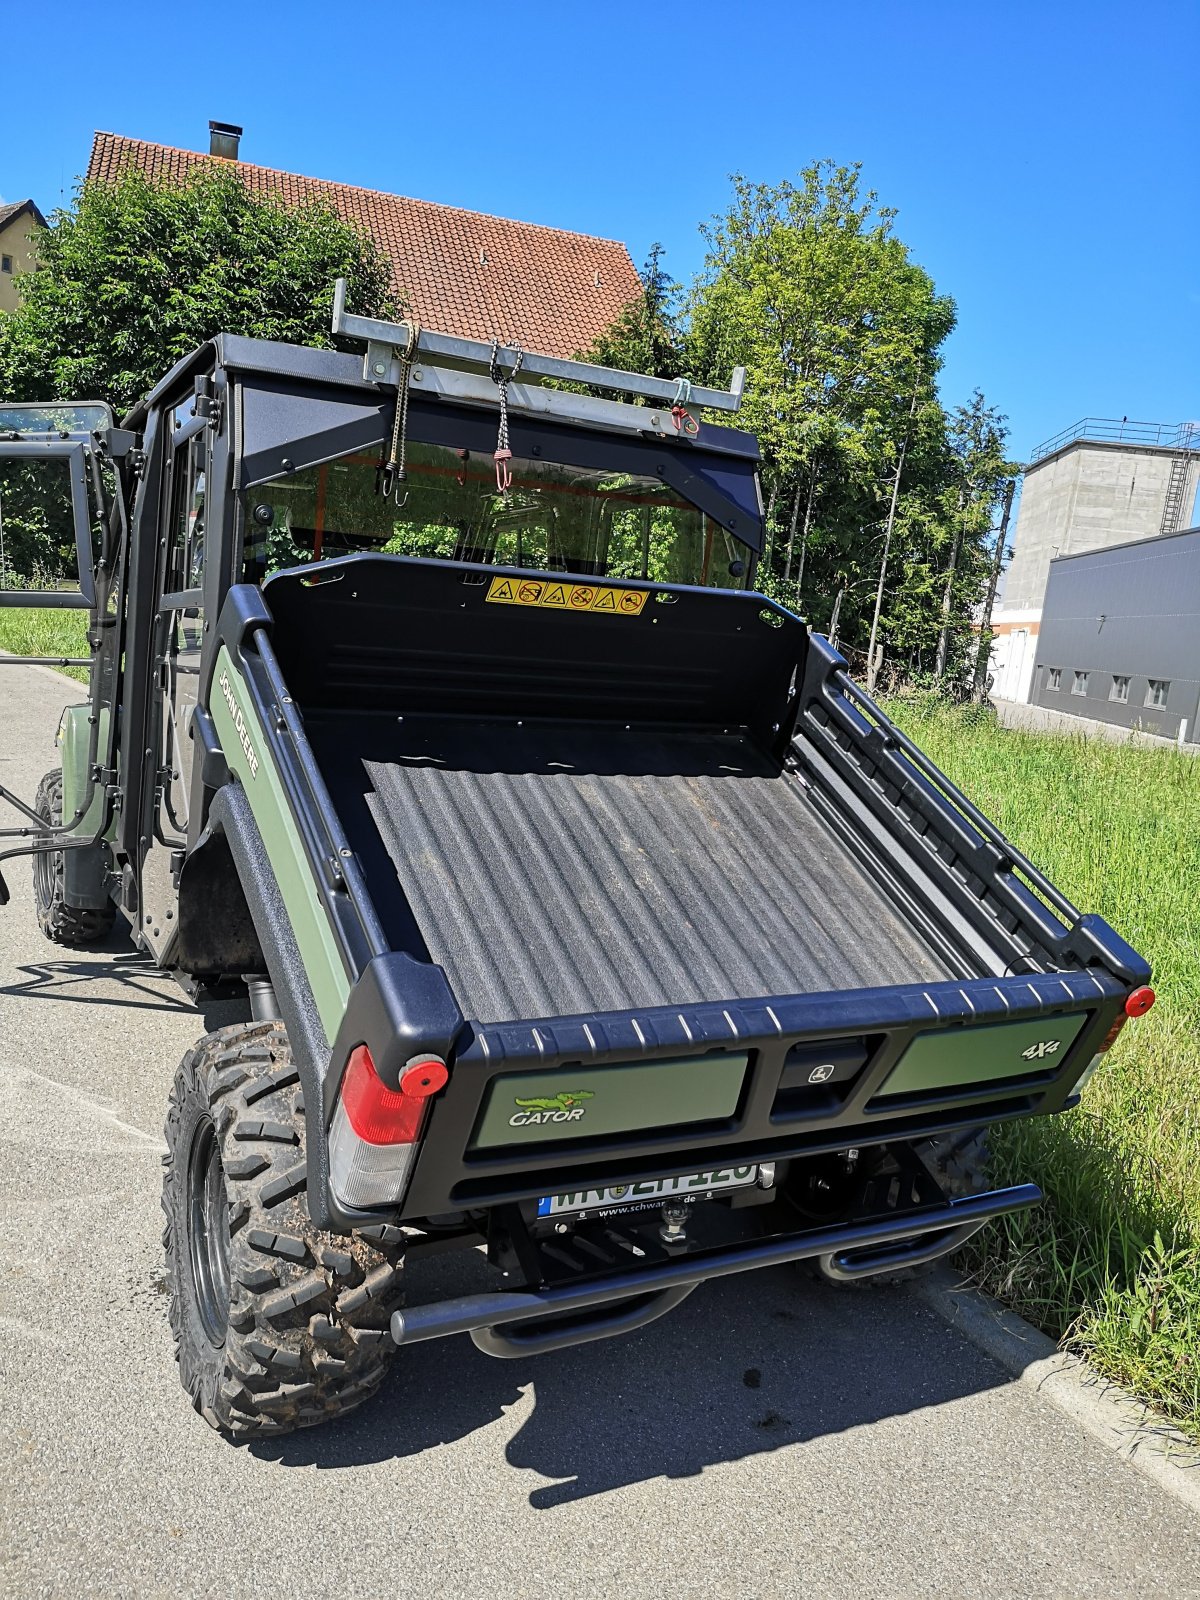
[398, 969, 1124, 1219]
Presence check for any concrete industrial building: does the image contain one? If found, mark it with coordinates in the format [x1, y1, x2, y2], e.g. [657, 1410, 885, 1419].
[1030, 525, 1200, 743]
[989, 419, 1200, 702]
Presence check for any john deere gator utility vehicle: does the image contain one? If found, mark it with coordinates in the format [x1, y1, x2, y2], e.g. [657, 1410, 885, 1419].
[0, 285, 1154, 1437]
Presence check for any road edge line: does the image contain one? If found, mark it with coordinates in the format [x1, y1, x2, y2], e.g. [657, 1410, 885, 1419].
[911, 1267, 1200, 1515]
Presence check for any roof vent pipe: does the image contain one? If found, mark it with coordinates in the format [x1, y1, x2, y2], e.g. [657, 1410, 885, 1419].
[208, 121, 243, 161]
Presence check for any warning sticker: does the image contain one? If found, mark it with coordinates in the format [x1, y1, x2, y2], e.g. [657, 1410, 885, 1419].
[486, 576, 647, 616]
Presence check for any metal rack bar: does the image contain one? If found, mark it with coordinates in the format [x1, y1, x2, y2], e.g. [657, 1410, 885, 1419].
[331, 278, 745, 414]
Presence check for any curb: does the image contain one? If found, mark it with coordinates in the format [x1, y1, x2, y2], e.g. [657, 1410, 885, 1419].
[911, 1267, 1200, 1516]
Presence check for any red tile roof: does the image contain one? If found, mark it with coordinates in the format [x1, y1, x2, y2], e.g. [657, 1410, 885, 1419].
[87, 132, 639, 359]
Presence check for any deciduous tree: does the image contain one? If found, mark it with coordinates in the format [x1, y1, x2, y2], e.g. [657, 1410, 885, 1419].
[0, 166, 394, 418]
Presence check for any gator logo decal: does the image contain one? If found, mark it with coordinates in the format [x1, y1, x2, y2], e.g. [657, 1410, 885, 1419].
[509, 1090, 595, 1127]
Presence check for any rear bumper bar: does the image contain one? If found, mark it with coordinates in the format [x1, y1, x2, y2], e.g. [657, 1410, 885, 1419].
[391, 1182, 1040, 1357]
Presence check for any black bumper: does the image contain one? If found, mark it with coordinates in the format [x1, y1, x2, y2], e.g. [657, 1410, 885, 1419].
[392, 1181, 1040, 1358]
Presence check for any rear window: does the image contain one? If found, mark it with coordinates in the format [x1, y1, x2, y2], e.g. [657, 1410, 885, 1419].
[242, 440, 750, 591]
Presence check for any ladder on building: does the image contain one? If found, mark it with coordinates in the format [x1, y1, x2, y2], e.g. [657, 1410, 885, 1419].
[1159, 423, 1198, 536]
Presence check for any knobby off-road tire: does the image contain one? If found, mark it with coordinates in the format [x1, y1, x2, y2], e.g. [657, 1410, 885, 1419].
[162, 1021, 406, 1437]
[32, 769, 116, 947]
[809, 1129, 989, 1288]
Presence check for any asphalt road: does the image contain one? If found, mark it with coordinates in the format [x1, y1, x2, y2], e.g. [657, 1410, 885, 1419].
[2, 663, 1198, 1600]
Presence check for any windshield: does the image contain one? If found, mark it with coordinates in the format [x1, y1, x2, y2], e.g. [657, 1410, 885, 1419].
[242, 441, 751, 589]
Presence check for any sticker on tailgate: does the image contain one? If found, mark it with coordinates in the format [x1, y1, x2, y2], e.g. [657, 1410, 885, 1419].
[486, 575, 647, 616]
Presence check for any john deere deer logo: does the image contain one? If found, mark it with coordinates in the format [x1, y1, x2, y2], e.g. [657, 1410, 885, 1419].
[509, 1090, 595, 1128]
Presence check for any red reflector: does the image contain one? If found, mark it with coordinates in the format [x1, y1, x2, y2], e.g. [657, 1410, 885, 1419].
[399, 1058, 450, 1098]
[1097, 1014, 1127, 1053]
[340, 1045, 445, 1145]
[1125, 986, 1155, 1018]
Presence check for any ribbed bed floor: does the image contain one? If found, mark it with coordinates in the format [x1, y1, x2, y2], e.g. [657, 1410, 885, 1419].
[317, 716, 950, 1024]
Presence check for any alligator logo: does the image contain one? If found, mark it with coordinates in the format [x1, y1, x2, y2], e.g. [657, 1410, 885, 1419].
[509, 1090, 595, 1128]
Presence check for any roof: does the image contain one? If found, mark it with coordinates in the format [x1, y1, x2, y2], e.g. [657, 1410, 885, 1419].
[0, 199, 48, 232]
[1047, 522, 1200, 567]
[87, 133, 640, 359]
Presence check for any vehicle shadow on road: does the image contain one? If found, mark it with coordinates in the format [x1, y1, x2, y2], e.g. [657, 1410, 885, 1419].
[249, 1264, 1012, 1505]
[0, 942, 249, 1029]
[0, 948, 185, 1012]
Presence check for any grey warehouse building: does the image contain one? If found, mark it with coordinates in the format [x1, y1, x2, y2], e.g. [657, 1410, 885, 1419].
[1031, 525, 1200, 741]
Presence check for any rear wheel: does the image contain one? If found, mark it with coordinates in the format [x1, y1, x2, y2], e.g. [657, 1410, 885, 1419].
[162, 1020, 406, 1437]
[33, 768, 116, 946]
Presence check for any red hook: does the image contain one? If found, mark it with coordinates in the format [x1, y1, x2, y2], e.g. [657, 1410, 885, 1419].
[494, 447, 513, 492]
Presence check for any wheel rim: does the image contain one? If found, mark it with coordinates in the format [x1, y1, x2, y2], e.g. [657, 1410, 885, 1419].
[33, 838, 59, 910]
[187, 1119, 232, 1347]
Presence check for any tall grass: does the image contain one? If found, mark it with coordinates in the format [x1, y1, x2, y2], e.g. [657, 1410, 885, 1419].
[886, 696, 1200, 1436]
[0, 608, 90, 683]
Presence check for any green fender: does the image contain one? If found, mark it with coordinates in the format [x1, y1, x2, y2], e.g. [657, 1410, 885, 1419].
[55, 702, 113, 908]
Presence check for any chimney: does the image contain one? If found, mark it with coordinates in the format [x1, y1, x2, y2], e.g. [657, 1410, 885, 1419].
[208, 121, 242, 161]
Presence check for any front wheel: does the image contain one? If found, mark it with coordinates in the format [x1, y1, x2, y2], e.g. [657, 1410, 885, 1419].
[162, 1020, 406, 1437]
[32, 768, 116, 946]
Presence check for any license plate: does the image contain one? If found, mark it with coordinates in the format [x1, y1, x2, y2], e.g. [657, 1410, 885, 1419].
[536, 1165, 758, 1220]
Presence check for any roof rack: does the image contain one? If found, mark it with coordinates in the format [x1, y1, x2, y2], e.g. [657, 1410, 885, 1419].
[331, 278, 745, 441]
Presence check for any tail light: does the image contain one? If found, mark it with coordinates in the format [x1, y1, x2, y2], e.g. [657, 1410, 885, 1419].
[328, 1045, 448, 1209]
[1071, 987, 1156, 1097]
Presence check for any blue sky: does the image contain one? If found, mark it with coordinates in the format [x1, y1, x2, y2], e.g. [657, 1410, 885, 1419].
[3, 0, 1197, 460]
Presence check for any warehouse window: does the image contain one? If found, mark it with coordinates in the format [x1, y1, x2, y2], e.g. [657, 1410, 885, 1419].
[1146, 679, 1170, 709]
[1, 255, 12, 274]
[1047, 667, 1062, 691]
[1072, 671, 1089, 696]
[1110, 675, 1129, 703]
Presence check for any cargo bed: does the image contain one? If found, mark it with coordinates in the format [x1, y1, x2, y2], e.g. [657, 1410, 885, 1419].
[308, 713, 953, 1024]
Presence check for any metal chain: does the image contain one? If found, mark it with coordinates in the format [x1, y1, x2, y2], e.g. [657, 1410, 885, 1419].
[488, 337, 525, 495]
[379, 320, 421, 506]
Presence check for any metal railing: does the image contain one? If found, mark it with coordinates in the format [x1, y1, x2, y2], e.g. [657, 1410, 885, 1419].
[1030, 417, 1200, 464]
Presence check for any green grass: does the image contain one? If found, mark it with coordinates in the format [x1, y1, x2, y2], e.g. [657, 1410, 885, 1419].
[0, 608, 90, 683]
[885, 696, 1200, 1438]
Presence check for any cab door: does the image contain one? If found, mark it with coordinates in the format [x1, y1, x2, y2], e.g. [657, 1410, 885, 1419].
[138, 415, 208, 962]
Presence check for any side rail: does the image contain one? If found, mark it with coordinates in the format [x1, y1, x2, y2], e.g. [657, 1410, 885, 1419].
[793, 637, 1147, 984]
[202, 585, 395, 1007]
[201, 586, 464, 1192]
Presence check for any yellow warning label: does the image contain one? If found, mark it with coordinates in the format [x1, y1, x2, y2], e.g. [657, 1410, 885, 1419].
[486, 576, 647, 616]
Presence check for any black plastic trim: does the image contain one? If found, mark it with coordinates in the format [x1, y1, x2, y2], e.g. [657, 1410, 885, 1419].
[206, 785, 346, 1230]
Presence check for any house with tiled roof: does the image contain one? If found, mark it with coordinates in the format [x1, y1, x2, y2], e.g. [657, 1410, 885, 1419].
[0, 200, 47, 313]
[86, 126, 640, 359]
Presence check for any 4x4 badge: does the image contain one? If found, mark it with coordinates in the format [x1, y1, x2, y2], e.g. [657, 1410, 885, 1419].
[1020, 1040, 1061, 1061]
[509, 1090, 595, 1128]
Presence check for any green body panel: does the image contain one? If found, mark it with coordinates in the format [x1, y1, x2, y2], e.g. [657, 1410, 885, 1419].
[209, 646, 350, 1037]
[877, 1012, 1090, 1100]
[471, 1053, 750, 1151]
[56, 703, 111, 841]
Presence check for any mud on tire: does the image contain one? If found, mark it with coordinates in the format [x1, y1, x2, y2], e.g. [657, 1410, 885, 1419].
[162, 1020, 405, 1437]
[33, 768, 116, 947]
